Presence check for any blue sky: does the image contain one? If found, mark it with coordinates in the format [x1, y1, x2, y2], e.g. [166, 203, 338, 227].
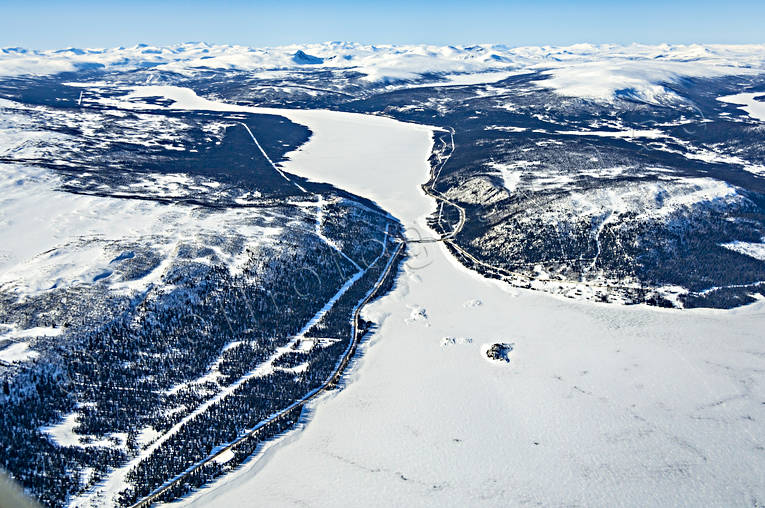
[2, 0, 764, 49]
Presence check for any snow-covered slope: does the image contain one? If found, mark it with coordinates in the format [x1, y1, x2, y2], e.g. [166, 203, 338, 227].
[0, 163, 283, 299]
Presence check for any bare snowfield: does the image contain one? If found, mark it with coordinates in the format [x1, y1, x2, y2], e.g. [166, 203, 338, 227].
[101, 90, 765, 507]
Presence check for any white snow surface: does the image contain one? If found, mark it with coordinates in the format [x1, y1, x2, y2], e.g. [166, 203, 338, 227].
[114, 93, 765, 508]
[534, 60, 751, 103]
[484, 161, 524, 192]
[556, 128, 666, 139]
[721, 239, 765, 261]
[718, 92, 765, 122]
[393, 70, 524, 89]
[2, 43, 764, 101]
[43, 410, 126, 450]
[0, 341, 38, 363]
[0, 161, 281, 299]
[564, 178, 738, 219]
[1, 45, 762, 505]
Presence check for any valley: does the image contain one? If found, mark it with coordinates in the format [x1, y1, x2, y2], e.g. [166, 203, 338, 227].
[0, 43, 764, 507]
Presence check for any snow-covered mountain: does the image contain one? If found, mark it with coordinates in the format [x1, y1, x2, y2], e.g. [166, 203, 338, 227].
[2, 42, 765, 100]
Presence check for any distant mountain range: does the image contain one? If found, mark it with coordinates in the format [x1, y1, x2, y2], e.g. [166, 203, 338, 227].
[2, 42, 764, 100]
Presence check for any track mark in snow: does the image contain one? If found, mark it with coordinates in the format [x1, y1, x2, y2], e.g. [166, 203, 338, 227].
[587, 210, 615, 273]
[238, 122, 308, 193]
[314, 195, 361, 271]
[440, 336, 473, 348]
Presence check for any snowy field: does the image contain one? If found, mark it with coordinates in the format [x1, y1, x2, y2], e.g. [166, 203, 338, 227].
[106, 91, 765, 507]
[0, 162, 282, 299]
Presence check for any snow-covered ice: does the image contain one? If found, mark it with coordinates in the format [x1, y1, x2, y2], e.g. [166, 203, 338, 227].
[718, 92, 765, 122]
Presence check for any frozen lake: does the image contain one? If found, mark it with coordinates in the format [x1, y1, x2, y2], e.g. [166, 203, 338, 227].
[122, 89, 765, 507]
